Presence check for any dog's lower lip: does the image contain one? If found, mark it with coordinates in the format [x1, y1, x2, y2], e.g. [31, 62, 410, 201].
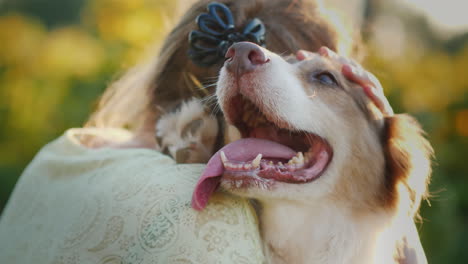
[221, 172, 274, 190]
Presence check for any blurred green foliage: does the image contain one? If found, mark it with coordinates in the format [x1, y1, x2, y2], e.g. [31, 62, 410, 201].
[0, 0, 467, 263]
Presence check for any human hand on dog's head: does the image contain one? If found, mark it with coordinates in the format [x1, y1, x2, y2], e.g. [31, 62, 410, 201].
[296, 47, 394, 116]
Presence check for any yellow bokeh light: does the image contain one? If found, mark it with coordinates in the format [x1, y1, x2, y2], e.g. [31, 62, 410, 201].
[36, 27, 104, 79]
[0, 14, 46, 66]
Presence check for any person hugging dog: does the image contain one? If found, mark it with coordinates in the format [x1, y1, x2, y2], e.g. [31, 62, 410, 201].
[0, 1, 429, 264]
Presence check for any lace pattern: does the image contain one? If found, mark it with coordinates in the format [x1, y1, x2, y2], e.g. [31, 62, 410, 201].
[0, 128, 265, 264]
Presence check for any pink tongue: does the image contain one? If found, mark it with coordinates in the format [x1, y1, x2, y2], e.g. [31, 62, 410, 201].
[191, 138, 296, 210]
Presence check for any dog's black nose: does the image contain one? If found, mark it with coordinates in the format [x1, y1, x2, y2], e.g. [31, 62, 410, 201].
[225, 42, 269, 76]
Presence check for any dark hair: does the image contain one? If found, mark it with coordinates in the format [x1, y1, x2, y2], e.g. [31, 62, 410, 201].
[151, 0, 354, 111]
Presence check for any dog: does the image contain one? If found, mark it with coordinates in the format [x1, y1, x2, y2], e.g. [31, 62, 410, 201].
[184, 42, 432, 264]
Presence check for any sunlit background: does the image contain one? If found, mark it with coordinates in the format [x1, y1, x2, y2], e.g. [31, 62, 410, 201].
[0, 0, 467, 262]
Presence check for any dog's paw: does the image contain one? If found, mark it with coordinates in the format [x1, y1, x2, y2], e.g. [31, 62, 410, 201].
[155, 98, 219, 163]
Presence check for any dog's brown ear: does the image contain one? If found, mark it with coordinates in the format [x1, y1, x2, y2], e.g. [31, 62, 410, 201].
[383, 114, 433, 218]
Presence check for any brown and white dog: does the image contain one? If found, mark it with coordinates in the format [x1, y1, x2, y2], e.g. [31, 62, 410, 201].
[87, 0, 431, 262]
[187, 42, 433, 264]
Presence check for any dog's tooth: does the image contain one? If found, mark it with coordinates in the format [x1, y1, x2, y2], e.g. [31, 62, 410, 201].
[221, 156, 244, 170]
[288, 157, 296, 165]
[225, 163, 234, 169]
[243, 163, 253, 170]
[297, 152, 304, 164]
[252, 154, 262, 168]
[268, 161, 274, 166]
[297, 152, 304, 159]
[278, 162, 283, 167]
[220, 151, 228, 165]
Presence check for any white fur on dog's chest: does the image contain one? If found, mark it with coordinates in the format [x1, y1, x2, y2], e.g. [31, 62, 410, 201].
[260, 201, 395, 264]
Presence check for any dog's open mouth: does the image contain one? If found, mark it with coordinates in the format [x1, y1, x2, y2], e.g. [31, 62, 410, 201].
[192, 95, 333, 210]
[223, 95, 333, 182]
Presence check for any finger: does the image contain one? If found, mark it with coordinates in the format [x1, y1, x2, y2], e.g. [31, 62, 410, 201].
[362, 85, 383, 109]
[364, 71, 383, 91]
[318, 46, 331, 57]
[338, 56, 353, 66]
[346, 58, 360, 68]
[296, 50, 313, 61]
[319, 46, 362, 68]
[318, 46, 340, 61]
[358, 69, 384, 93]
[362, 85, 394, 115]
[342, 64, 370, 86]
[343, 64, 393, 115]
[342, 64, 381, 90]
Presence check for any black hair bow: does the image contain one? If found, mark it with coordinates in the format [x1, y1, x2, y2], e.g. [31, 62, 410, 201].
[188, 2, 266, 67]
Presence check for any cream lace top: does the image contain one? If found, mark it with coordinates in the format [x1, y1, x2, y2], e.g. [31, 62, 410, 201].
[0, 128, 265, 264]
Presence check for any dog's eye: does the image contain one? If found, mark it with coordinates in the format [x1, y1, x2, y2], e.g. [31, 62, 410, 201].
[312, 71, 338, 86]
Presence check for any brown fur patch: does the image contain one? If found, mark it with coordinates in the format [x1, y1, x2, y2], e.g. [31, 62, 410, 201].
[382, 114, 433, 217]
